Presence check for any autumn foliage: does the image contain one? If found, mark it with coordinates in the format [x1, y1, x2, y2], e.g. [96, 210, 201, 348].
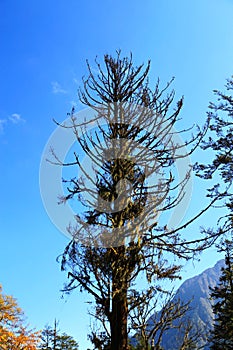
[0, 284, 40, 349]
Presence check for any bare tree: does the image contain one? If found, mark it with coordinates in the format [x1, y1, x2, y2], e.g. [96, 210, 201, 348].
[130, 288, 201, 350]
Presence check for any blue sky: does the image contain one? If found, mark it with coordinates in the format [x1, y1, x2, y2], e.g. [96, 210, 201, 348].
[1, 0, 233, 348]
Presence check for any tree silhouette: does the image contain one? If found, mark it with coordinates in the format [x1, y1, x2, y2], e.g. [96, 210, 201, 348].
[195, 75, 233, 237]
[209, 240, 233, 349]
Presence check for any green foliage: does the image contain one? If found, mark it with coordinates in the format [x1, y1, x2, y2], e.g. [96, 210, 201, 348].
[39, 320, 79, 350]
[195, 76, 233, 237]
[209, 241, 233, 349]
[194, 74, 233, 349]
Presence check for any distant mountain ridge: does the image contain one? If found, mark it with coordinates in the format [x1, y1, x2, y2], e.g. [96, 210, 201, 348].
[150, 260, 225, 349]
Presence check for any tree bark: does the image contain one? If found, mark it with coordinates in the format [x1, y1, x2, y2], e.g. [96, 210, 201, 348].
[108, 244, 128, 350]
[110, 278, 128, 350]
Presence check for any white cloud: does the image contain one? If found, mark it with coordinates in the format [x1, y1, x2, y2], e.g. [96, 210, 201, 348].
[0, 113, 25, 135]
[9, 113, 25, 124]
[51, 81, 67, 94]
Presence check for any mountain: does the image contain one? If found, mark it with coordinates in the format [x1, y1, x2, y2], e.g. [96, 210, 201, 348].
[163, 260, 224, 349]
[142, 260, 225, 349]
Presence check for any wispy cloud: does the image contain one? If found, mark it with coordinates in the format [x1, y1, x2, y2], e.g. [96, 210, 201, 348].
[70, 100, 79, 108]
[73, 78, 80, 85]
[9, 113, 25, 124]
[0, 113, 25, 135]
[51, 81, 67, 94]
[0, 119, 7, 134]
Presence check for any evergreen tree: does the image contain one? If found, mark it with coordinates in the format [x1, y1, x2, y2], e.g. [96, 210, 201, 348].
[209, 240, 233, 349]
[39, 320, 79, 350]
[195, 75, 233, 236]
[54, 52, 222, 350]
[193, 75, 233, 347]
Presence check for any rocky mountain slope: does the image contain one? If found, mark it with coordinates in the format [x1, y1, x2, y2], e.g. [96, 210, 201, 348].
[149, 260, 224, 349]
